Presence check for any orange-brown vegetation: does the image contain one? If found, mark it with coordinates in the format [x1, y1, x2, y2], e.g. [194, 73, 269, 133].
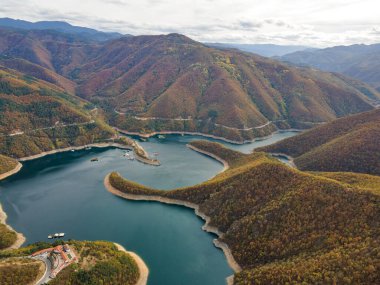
[0, 66, 114, 158]
[1, 28, 379, 141]
[108, 141, 380, 284]
[259, 109, 380, 175]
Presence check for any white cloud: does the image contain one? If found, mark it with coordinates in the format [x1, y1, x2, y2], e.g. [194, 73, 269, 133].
[0, 0, 379, 47]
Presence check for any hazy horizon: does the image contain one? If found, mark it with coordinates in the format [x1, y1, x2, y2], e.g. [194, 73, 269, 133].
[0, 0, 379, 48]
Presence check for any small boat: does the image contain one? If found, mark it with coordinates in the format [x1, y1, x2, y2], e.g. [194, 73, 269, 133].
[54, 233, 59, 238]
[158, 135, 166, 139]
[58, 233, 65, 238]
[140, 138, 147, 142]
[85, 146, 92, 150]
[48, 235, 53, 239]
[90, 158, 99, 162]
[71, 149, 75, 152]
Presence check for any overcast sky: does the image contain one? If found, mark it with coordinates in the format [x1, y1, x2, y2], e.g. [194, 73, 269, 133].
[1, 0, 379, 47]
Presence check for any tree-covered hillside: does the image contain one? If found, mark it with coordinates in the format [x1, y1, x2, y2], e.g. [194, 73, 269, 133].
[108, 141, 380, 284]
[0, 27, 379, 141]
[0, 66, 115, 158]
[0, 240, 140, 285]
[258, 109, 380, 175]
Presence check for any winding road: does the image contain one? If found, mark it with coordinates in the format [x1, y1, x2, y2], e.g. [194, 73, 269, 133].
[32, 253, 52, 285]
[0, 120, 95, 138]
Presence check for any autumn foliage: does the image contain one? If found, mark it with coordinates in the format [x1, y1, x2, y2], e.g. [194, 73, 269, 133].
[109, 141, 380, 284]
[258, 109, 380, 175]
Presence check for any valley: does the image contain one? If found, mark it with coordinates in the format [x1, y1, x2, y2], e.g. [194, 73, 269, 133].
[0, 28, 379, 143]
[0, 10, 379, 285]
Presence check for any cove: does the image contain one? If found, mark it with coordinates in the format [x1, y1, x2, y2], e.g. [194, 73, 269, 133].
[0, 131, 297, 284]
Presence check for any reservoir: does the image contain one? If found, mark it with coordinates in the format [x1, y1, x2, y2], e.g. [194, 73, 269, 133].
[0, 131, 297, 285]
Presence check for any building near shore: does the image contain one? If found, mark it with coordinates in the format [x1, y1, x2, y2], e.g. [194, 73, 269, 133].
[31, 244, 77, 278]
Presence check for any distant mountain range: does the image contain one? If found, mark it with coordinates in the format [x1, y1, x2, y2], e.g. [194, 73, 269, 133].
[0, 17, 127, 42]
[205, 43, 315, 57]
[279, 43, 380, 92]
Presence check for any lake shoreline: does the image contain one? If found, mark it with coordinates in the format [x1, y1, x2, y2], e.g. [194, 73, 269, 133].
[18, 142, 160, 166]
[0, 141, 159, 250]
[187, 144, 229, 172]
[116, 127, 302, 145]
[0, 162, 23, 180]
[0, 204, 26, 250]
[104, 174, 242, 285]
[114, 243, 149, 285]
[0, 162, 26, 250]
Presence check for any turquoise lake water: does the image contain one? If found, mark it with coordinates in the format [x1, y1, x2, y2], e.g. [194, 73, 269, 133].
[0, 131, 297, 285]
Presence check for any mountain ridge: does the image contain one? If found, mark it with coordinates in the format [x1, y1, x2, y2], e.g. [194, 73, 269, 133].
[0, 27, 379, 141]
[279, 43, 380, 92]
[258, 108, 380, 175]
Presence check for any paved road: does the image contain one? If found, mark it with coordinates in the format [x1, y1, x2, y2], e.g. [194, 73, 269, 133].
[0, 120, 95, 138]
[32, 253, 52, 285]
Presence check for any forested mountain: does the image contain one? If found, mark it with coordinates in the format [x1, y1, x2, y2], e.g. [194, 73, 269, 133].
[0, 18, 125, 42]
[0, 27, 379, 141]
[0, 66, 114, 158]
[258, 108, 380, 175]
[108, 141, 380, 284]
[280, 43, 380, 92]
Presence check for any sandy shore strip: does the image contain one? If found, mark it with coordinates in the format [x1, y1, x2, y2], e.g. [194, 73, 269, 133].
[0, 204, 26, 250]
[186, 144, 229, 172]
[114, 243, 149, 285]
[18, 142, 160, 166]
[0, 162, 23, 180]
[0, 162, 26, 250]
[104, 174, 242, 283]
[116, 127, 303, 145]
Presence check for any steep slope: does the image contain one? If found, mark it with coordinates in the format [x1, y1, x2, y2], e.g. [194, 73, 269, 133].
[106, 141, 380, 284]
[0, 66, 114, 158]
[258, 109, 380, 175]
[76, 34, 378, 141]
[0, 28, 379, 141]
[0, 28, 99, 76]
[0, 57, 76, 94]
[280, 43, 380, 92]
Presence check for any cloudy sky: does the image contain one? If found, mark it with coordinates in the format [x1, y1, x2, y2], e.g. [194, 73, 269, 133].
[1, 0, 379, 47]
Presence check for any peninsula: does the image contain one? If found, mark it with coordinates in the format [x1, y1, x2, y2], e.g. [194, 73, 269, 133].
[105, 140, 380, 284]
